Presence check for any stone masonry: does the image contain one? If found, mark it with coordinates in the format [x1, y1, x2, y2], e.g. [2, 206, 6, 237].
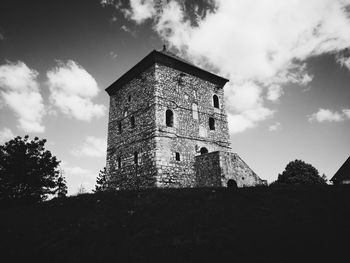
[105, 48, 266, 189]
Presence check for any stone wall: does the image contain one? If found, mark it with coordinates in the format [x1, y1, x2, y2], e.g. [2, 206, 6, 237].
[195, 151, 267, 187]
[153, 63, 230, 187]
[106, 65, 158, 189]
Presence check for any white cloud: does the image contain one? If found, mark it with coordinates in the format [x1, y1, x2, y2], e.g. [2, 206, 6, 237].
[47, 60, 106, 121]
[115, 0, 350, 133]
[60, 162, 97, 195]
[336, 53, 350, 71]
[121, 25, 137, 37]
[225, 81, 274, 133]
[65, 166, 93, 176]
[124, 0, 156, 24]
[308, 108, 345, 122]
[267, 84, 283, 102]
[343, 109, 350, 118]
[0, 127, 15, 144]
[269, 122, 281, 132]
[72, 136, 107, 158]
[0, 61, 45, 132]
[110, 51, 118, 59]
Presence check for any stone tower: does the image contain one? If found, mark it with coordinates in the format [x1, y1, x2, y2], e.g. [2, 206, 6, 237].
[105, 49, 266, 189]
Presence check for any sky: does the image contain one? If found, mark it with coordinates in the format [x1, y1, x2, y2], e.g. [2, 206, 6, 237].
[1, 0, 350, 194]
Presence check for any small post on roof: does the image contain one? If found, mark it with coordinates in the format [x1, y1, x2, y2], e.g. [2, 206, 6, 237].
[162, 44, 166, 51]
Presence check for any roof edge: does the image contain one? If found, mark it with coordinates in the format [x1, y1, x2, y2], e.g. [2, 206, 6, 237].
[105, 50, 229, 95]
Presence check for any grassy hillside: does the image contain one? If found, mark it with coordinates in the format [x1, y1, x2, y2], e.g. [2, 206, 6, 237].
[1, 186, 350, 262]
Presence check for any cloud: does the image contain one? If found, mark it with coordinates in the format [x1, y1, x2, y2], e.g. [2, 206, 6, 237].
[121, 25, 137, 37]
[0, 128, 15, 144]
[266, 85, 283, 102]
[343, 109, 350, 118]
[65, 166, 93, 176]
[60, 163, 97, 195]
[124, 0, 156, 24]
[0, 61, 45, 132]
[47, 60, 106, 121]
[308, 108, 349, 122]
[113, 0, 350, 133]
[269, 122, 281, 132]
[225, 81, 274, 133]
[72, 136, 107, 158]
[336, 51, 350, 71]
[110, 51, 118, 59]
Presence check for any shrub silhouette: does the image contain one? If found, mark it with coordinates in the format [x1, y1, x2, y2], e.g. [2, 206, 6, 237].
[272, 159, 327, 186]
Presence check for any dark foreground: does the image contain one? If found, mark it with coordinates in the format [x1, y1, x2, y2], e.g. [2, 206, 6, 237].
[1, 186, 350, 262]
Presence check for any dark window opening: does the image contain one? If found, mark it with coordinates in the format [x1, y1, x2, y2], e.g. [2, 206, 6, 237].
[200, 147, 208, 155]
[209, 117, 215, 130]
[175, 152, 180, 161]
[213, 95, 219, 108]
[118, 122, 122, 133]
[128, 95, 131, 102]
[130, 115, 135, 128]
[166, 109, 174, 127]
[118, 157, 121, 169]
[134, 152, 138, 165]
[227, 179, 237, 189]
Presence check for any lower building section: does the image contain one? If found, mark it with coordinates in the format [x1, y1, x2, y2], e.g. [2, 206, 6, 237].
[195, 151, 267, 187]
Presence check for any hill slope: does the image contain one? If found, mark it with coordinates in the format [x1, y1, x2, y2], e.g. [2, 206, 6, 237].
[1, 186, 350, 262]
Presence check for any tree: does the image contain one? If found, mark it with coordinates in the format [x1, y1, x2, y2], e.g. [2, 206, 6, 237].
[77, 184, 87, 195]
[0, 135, 65, 203]
[272, 159, 327, 186]
[57, 169, 68, 198]
[94, 167, 108, 192]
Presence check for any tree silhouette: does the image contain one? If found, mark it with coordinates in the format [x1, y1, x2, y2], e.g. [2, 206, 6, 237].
[0, 135, 65, 203]
[272, 159, 327, 186]
[94, 167, 108, 192]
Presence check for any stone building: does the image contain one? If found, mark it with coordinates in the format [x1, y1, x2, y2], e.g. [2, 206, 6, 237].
[105, 48, 266, 189]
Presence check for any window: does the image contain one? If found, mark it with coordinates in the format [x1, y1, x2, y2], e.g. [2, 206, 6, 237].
[209, 117, 215, 130]
[213, 95, 219, 108]
[134, 152, 138, 165]
[128, 95, 131, 102]
[130, 115, 135, 128]
[118, 157, 121, 169]
[118, 121, 122, 133]
[175, 152, 180, 161]
[200, 147, 208, 155]
[166, 109, 174, 127]
[192, 103, 198, 120]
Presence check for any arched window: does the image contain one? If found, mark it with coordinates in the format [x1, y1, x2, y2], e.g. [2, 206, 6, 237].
[175, 152, 180, 161]
[134, 152, 138, 165]
[118, 157, 121, 169]
[227, 179, 237, 188]
[213, 95, 219, 108]
[209, 117, 215, 130]
[118, 121, 122, 133]
[200, 147, 208, 155]
[166, 109, 174, 127]
[130, 115, 135, 128]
